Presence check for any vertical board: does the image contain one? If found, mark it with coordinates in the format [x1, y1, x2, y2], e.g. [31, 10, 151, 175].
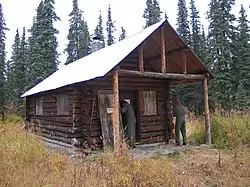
[97, 90, 114, 147]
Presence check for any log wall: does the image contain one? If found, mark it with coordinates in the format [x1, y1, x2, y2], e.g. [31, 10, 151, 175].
[25, 88, 84, 145]
[83, 76, 172, 146]
[25, 75, 173, 149]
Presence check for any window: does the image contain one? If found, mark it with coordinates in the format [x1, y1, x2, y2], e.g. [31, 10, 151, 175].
[142, 91, 157, 115]
[57, 94, 69, 115]
[36, 97, 43, 115]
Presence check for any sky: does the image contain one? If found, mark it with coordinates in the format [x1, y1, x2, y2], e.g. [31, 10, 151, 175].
[1, 0, 250, 65]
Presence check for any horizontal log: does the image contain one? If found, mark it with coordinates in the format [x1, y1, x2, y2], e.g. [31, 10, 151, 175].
[141, 131, 165, 139]
[119, 70, 205, 80]
[140, 125, 165, 133]
[30, 119, 73, 127]
[33, 127, 84, 138]
[140, 136, 166, 144]
[29, 123, 83, 134]
[35, 132, 83, 145]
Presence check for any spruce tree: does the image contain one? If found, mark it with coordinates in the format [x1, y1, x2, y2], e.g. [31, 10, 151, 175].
[65, 0, 91, 65]
[106, 4, 115, 46]
[207, 0, 236, 111]
[19, 27, 28, 94]
[28, 0, 60, 87]
[42, 0, 60, 73]
[94, 12, 105, 47]
[8, 30, 21, 105]
[143, 0, 162, 28]
[177, 0, 190, 44]
[119, 27, 126, 41]
[0, 3, 7, 119]
[189, 0, 201, 54]
[233, 5, 250, 109]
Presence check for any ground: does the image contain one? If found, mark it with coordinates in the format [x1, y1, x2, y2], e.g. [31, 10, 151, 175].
[1, 115, 250, 186]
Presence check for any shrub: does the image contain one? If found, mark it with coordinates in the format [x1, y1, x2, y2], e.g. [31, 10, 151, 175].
[211, 114, 250, 149]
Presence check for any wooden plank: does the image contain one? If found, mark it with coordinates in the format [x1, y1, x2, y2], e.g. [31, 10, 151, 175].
[139, 44, 144, 72]
[119, 69, 205, 80]
[203, 78, 211, 145]
[161, 26, 166, 73]
[112, 69, 120, 155]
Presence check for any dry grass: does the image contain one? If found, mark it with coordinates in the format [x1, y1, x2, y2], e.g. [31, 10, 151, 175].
[0, 121, 174, 187]
[172, 147, 250, 186]
[0, 115, 250, 187]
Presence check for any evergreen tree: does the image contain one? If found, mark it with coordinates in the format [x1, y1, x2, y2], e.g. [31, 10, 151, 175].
[0, 3, 7, 119]
[106, 4, 115, 46]
[19, 27, 28, 94]
[207, 0, 236, 111]
[8, 29, 21, 105]
[65, 0, 91, 65]
[94, 12, 105, 47]
[28, 0, 60, 87]
[119, 26, 126, 41]
[6, 28, 28, 114]
[177, 0, 190, 44]
[233, 5, 250, 109]
[189, 0, 201, 54]
[143, 0, 162, 28]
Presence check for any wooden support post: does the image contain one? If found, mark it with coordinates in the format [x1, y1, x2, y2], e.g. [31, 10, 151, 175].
[113, 69, 120, 155]
[139, 45, 144, 72]
[203, 78, 211, 145]
[161, 26, 166, 73]
[182, 49, 187, 74]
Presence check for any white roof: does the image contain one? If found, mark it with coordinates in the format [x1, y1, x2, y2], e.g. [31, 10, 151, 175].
[22, 20, 165, 97]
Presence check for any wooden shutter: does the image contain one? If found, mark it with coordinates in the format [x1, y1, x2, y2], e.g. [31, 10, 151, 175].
[57, 95, 69, 115]
[36, 97, 43, 115]
[142, 91, 157, 116]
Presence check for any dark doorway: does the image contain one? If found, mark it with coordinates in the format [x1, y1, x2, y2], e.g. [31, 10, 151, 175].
[119, 91, 140, 142]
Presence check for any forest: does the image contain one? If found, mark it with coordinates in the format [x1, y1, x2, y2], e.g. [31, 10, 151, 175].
[0, 0, 249, 119]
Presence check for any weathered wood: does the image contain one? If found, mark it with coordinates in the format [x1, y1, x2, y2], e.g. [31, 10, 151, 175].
[182, 49, 187, 74]
[203, 78, 211, 145]
[141, 125, 164, 133]
[119, 69, 205, 80]
[141, 131, 165, 139]
[142, 91, 157, 115]
[97, 90, 114, 147]
[139, 44, 144, 72]
[161, 26, 166, 73]
[141, 136, 165, 144]
[113, 69, 120, 155]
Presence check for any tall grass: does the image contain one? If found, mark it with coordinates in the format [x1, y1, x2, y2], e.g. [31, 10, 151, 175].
[1, 114, 250, 186]
[188, 114, 250, 149]
[0, 119, 175, 187]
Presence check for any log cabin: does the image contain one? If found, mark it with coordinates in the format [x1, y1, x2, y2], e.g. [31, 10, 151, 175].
[22, 19, 212, 153]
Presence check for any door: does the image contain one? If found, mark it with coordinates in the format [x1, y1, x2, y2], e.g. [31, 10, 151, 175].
[97, 90, 114, 147]
[119, 91, 139, 141]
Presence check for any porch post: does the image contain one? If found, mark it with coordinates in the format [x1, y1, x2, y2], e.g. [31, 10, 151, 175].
[139, 44, 144, 72]
[161, 26, 166, 73]
[113, 68, 120, 155]
[182, 49, 187, 74]
[203, 78, 211, 145]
